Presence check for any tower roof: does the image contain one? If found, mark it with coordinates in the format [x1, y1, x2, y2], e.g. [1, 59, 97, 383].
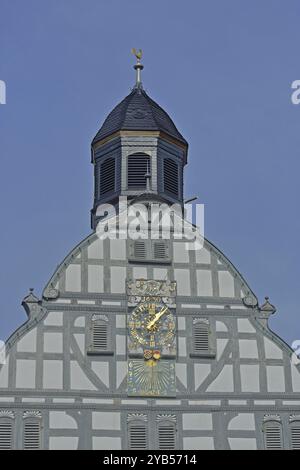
[92, 87, 188, 146]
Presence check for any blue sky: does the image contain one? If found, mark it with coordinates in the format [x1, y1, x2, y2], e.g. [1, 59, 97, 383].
[0, 0, 299, 345]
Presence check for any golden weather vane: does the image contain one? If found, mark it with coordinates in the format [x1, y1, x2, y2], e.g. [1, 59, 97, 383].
[131, 48, 144, 88]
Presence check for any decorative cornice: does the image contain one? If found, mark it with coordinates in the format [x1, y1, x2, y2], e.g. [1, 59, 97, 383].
[127, 413, 148, 422]
[23, 410, 42, 419]
[0, 410, 15, 419]
[263, 414, 281, 422]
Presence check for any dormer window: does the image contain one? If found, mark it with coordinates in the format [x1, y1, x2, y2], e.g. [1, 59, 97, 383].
[127, 153, 150, 190]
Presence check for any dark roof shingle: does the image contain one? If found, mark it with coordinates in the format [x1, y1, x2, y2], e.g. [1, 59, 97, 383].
[92, 88, 187, 145]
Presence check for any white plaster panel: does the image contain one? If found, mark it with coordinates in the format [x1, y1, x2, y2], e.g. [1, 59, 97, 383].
[133, 267, 147, 279]
[91, 362, 109, 387]
[196, 270, 213, 296]
[239, 340, 258, 359]
[88, 238, 103, 259]
[217, 338, 228, 360]
[70, 361, 97, 390]
[264, 337, 283, 360]
[216, 321, 228, 332]
[92, 412, 120, 430]
[266, 366, 285, 392]
[73, 334, 85, 354]
[240, 365, 260, 392]
[153, 268, 168, 280]
[93, 437, 121, 450]
[176, 363, 187, 387]
[177, 317, 186, 330]
[292, 365, 300, 392]
[16, 360, 36, 388]
[44, 332, 63, 353]
[237, 318, 255, 333]
[65, 264, 81, 292]
[17, 329, 37, 353]
[116, 361, 127, 388]
[228, 438, 257, 450]
[173, 242, 189, 262]
[194, 364, 211, 390]
[110, 267, 126, 293]
[183, 437, 214, 450]
[43, 360, 63, 389]
[110, 239, 126, 260]
[195, 248, 211, 264]
[182, 413, 212, 430]
[207, 365, 234, 392]
[174, 269, 191, 295]
[49, 437, 79, 450]
[116, 315, 126, 328]
[88, 265, 104, 293]
[0, 359, 9, 388]
[74, 316, 85, 327]
[44, 311, 63, 326]
[218, 271, 235, 297]
[116, 335, 126, 355]
[49, 411, 78, 429]
[178, 337, 187, 356]
[228, 413, 255, 430]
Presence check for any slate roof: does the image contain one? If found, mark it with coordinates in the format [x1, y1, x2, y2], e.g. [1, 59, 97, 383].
[92, 88, 187, 146]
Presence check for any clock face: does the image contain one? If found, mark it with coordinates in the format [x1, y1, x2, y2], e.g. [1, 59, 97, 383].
[128, 300, 175, 350]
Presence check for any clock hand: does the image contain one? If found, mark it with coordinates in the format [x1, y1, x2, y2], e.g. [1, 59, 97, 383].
[147, 306, 168, 330]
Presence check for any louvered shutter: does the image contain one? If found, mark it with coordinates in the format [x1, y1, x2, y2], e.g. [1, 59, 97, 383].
[291, 423, 300, 449]
[24, 419, 41, 450]
[193, 323, 209, 353]
[134, 241, 147, 260]
[264, 421, 282, 449]
[0, 420, 13, 449]
[158, 423, 176, 450]
[163, 158, 179, 197]
[153, 241, 167, 260]
[100, 158, 115, 195]
[128, 422, 148, 449]
[128, 154, 150, 189]
[92, 321, 108, 351]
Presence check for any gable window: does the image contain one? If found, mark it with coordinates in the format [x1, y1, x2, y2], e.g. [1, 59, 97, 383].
[290, 418, 300, 449]
[190, 318, 215, 358]
[163, 158, 179, 197]
[129, 240, 170, 264]
[100, 157, 115, 196]
[157, 417, 177, 450]
[127, 153, 150, 189]
[87, 315, 113, 355]
[0, 413, 14, 450]
[263, 417, 283, 450]
[23, 412, 42, 450]
[128, 415, 148, 449]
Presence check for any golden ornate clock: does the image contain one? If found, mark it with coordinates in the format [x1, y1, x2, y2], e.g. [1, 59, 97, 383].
[126, 280, 177, 397]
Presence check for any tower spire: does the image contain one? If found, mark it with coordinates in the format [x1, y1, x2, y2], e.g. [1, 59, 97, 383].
[131, 48, 144, 89]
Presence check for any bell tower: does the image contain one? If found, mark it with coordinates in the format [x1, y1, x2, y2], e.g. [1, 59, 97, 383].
[91, 51, 188, 229]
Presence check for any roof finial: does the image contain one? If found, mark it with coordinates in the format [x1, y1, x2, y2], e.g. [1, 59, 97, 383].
[131, 48, 144, 89]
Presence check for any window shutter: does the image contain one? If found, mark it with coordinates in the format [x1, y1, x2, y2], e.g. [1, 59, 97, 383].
[134, 241, 147, 260]
[128, 422, 148, 449]
[92, 321, 108, 351]
[158, 422, 176, 450]
[128, 154, 150, 189]
[264, 421, 282, 449]
[0, 420, 13, 449]
[193, 323, 209, 353]
[100, 158, 115, 195]
[291, 423, 300, 449]
[153, 241, 168, 260]
[163, 158, 179, 197]
[24, 419, 41, 450]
